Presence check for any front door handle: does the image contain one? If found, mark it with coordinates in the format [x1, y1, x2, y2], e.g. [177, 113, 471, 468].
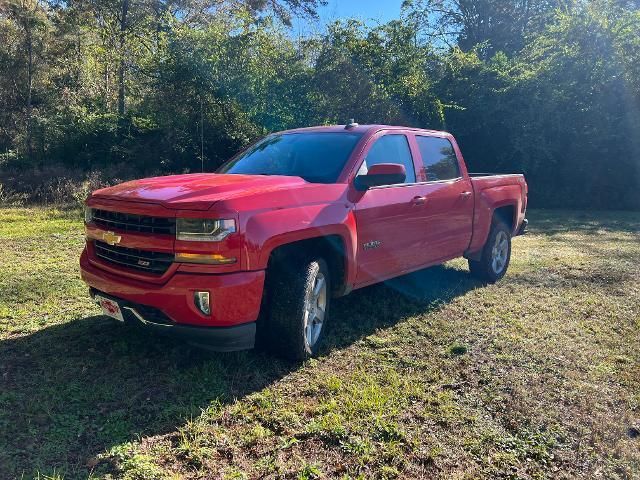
[412, 196, 428, 205]
[460, 191, 472, 198]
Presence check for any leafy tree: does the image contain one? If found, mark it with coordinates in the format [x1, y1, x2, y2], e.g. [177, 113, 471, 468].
[402, 0, 568, 56]
[0, 0, 50, 162]
[307, 19, 442, 127]
[511, 3, 640, 208]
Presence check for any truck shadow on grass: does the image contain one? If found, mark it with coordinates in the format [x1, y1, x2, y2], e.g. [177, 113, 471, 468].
[0, 264, 478, 479]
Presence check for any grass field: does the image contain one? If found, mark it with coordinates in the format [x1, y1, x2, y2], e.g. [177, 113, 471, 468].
[0, 207, 638, 479]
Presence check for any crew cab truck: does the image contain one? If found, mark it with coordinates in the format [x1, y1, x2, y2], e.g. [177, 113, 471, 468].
[80, 124, 528, 360]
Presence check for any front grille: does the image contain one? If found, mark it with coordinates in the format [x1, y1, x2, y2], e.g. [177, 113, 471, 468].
[93, 209, 175, 235]
[94, 240, 174, 275]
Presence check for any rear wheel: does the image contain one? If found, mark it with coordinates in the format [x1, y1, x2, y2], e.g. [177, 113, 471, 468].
[469, 220, 512, 283]
[266, 257, 331, 361]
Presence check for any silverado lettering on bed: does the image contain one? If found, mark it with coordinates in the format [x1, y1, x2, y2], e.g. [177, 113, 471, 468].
[80, 123, 528, 360]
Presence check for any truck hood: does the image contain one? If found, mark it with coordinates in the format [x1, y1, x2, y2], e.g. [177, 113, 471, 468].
[91, 173, 309, 211]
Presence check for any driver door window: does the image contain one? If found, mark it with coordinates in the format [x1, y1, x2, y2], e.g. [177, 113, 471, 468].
[357, 134, 416, 183]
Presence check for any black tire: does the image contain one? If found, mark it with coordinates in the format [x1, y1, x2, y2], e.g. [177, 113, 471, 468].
[265, 257, 331, 361]
[468, 219, 512, 283]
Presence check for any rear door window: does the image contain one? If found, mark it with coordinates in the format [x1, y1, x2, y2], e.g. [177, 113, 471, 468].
[415, 136, 460, 181]
[358, 134, 416, 184]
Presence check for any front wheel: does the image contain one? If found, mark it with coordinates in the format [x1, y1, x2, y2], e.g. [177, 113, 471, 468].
[266, 257, 331, 361]
[468, 220, 512, 283]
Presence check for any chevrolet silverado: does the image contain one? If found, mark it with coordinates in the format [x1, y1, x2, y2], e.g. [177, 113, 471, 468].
[80, 124, 528, 360]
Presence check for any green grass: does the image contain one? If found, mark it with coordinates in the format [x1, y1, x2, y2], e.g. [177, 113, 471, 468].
[1, 207, 639, 479]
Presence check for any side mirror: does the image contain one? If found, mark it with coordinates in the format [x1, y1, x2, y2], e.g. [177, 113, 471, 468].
[354, 163, 406, 190]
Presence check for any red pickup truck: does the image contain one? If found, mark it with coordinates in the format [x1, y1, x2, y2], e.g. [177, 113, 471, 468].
[80, 124, 527, 360]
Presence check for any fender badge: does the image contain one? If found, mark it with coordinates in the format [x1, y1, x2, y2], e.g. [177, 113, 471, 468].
[363, 240, 381, 250]
[102, 231, 122, 246]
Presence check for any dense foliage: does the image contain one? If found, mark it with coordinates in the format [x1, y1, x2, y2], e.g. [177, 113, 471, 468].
[0, 0, 638, 209]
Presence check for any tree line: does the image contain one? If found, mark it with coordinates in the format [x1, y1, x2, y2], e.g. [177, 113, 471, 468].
[1, 0, 639, 209]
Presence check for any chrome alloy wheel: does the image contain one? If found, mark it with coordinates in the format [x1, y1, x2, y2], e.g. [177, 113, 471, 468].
[303, 270, 327, 348]
[491, 230, 509, 274]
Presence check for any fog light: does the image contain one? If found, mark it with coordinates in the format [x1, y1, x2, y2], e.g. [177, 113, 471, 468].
[194, 291, 211, 315]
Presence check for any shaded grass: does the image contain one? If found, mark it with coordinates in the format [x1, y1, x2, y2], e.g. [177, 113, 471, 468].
[0, 208, 638, 479]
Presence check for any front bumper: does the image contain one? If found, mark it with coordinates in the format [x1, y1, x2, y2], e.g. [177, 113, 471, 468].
[91, 289, 256, 351]
[80, 249, 265, 348]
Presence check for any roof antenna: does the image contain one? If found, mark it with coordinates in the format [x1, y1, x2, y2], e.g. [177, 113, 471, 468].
[345, 119, 359, 129]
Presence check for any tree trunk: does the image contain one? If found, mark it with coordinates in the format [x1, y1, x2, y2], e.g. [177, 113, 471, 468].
[117, 0, 129, 116]
[25, 8, 34, 161]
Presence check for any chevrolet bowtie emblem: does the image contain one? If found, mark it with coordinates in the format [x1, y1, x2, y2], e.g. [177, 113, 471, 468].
[102, 231, 122, 246]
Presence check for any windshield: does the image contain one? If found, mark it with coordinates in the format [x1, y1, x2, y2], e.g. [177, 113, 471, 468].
[218, 132, 363, 183]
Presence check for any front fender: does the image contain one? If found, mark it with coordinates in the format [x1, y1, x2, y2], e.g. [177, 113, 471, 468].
[241, 203, 358, 286]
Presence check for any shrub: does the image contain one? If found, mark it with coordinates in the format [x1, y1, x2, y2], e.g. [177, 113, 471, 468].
[0, 164, 141, 206]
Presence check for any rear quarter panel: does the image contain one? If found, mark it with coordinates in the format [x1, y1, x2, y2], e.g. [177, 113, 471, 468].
[467, 175, 527, 254]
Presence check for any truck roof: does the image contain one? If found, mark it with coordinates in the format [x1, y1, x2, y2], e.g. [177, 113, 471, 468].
[280, 124, 451, 137]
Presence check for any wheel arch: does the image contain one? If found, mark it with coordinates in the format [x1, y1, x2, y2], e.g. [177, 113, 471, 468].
[266, 234, 352, 297]
[493, 204, 516, 232]
[465, 202, 517, 261]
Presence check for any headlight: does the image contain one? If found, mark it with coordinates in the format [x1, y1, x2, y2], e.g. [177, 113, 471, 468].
[176, 218, 236, 242]
[84, 206, 93, 224]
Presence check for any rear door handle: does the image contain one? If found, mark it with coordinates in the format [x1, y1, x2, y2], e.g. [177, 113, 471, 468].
[412, 196, 428, 205]
[460, 191, 472, 198]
